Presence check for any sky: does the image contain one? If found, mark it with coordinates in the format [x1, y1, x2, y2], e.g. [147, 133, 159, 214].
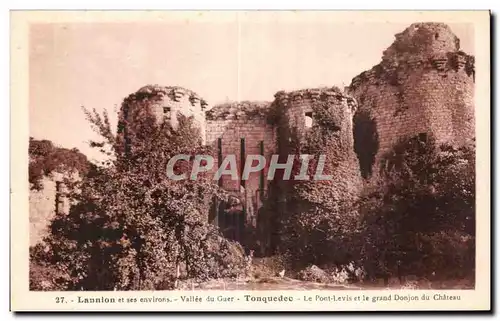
[29, 19, 473, 162]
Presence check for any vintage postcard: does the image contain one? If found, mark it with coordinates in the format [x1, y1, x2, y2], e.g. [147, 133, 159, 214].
[10, 10, 491, 312]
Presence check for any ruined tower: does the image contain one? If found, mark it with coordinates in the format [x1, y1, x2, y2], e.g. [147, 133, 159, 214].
[257, 87, 363, 255]
[29, 172, 72, 246]
[119, 85, 209, 145]
[272, 87, 362, 199]
[29, 22, 477, 251]
[28, 137, 89, 247]
[348, 23, 475, 180]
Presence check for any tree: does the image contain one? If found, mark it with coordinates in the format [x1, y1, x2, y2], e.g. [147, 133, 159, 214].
[31, 88, 247, 290]
[28, 137, 91, 190]
[359, 134, 475, 281]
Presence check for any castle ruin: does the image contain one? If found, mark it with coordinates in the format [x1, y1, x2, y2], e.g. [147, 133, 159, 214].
[29, 22, 475, 249]
[348, 23, 475, 179]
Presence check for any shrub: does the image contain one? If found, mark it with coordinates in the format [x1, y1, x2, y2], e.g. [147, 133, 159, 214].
[28, 137, 91, 190]
[33, 88, 247, 290]
[29, 245, 71, 291]
[359, 134, 475, 281]
[297, 265, 330, 283]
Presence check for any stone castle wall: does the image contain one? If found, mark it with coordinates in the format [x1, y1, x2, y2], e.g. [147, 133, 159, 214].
[29, 22, 475, 247]
[29, 173, 71, 246]
[347, 23, 475, 179]
[205, 102, 276, 199]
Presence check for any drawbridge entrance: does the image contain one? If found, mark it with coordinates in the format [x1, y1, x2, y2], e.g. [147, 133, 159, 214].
[209, 138, 267, 246]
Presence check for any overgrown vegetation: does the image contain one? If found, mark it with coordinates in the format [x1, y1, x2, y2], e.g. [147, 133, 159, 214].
[29, 137, 91, 190]
[261, 116, 475, 285]
[359, 135, 475, 282]
[30, 89, 248, 291]
[29, 85, 475, 289]
[266, 98, 363, 272]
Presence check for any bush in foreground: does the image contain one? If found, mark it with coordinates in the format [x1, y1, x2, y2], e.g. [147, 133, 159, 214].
[30, 88, 247, 290]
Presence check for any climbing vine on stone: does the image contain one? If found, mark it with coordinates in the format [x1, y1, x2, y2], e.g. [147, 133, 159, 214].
[274, 98, 361, 269]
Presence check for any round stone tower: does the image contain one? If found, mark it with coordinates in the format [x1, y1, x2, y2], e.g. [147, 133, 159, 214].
[118, 85, 208, 146]
[141, 85, 207, 142]
[272, 86, 362, 201]
[348, 23, 475, 180]
[261, 87, 362, 255]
